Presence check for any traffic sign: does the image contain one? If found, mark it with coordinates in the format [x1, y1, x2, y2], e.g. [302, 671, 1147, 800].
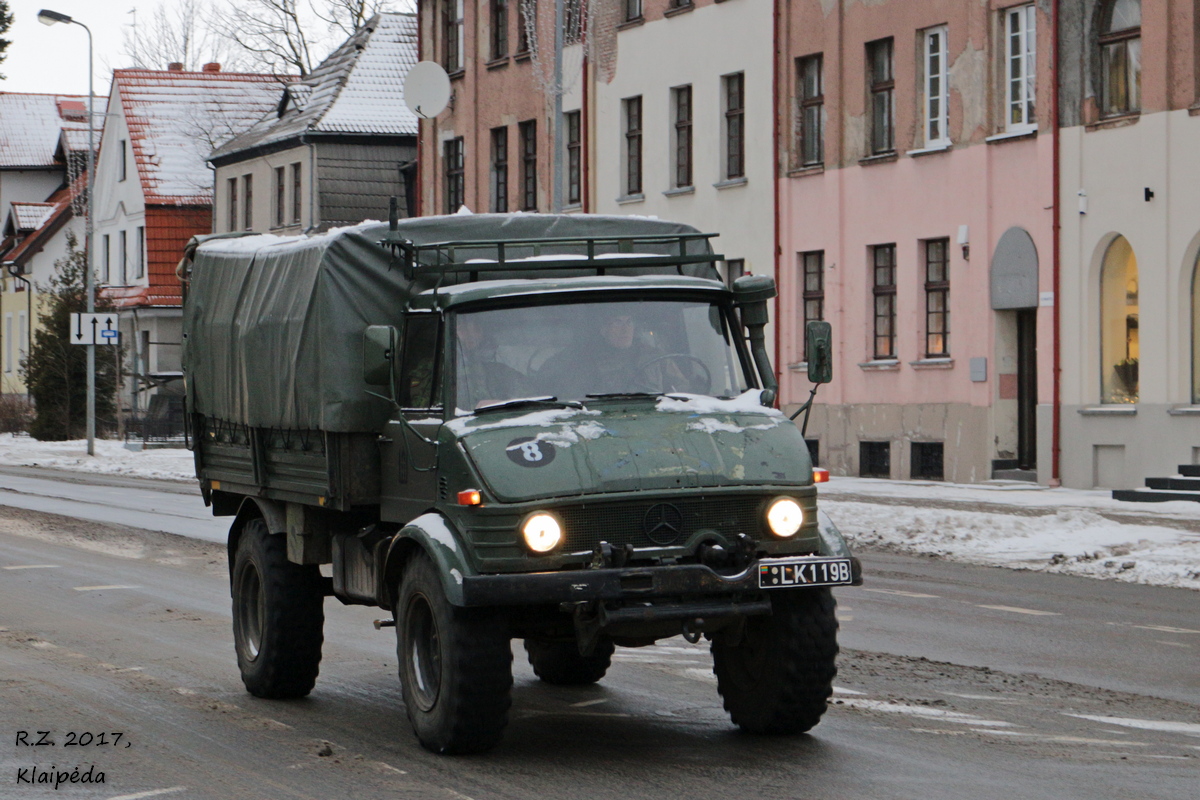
[69, 313, 120, 345]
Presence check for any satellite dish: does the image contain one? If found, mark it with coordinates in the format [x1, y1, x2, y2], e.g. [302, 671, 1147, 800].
[404, 61, 452, 119]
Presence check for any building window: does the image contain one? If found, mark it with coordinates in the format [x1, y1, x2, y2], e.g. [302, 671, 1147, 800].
[565, 3, 584, 45]
[868, 38, 895, 154]
[119, 229, 128, 285]
[227, 177, 238, 232]
[517, 0, 532, 54]
[291, 162, 302, 224]
[491, 126, 509, 213]
[1100, 0, 1141, 117]
[444, 0, 464, 73]
[923, 26, 949, 146]
[102, 234, 111, 283]
[242, 174, 253, 230]
[17, 311, 26, 366]
[491, 0, 508, 60]
[3, 314, 10, 373]
[1100, 235, 1138, 403]
[274, 166, 285, 228]
[872, 244, 897, 359]
[520, 120, 538, 211]
[724, 258, 745, 289]
[669, 0, 693, 9]
[623, 96, 643, 195]
[136, 226, 145, 279]
[723, 73, 745, 179]
[119, 140, 127, 181]
[924, 238, 949, 357]
[1006, 4, 1037, 131]
[860, 441, 891, 478]
[625, 0, 643, 21]
[911, 442, 944, 480]
[801, 250, 824, 356]
[444, 137, 464, 214]
[672, 85, 693, 188]
[565, 110, 581, 206]
[798, 54, 824, 167]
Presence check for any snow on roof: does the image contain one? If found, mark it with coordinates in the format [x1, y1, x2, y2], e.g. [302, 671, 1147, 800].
[0, 93, 107, 169]
[209, 13, 418, 161]
[112, 68, 288, 205]
[11, 202, 55, 231]
[59, 128, 97, 154]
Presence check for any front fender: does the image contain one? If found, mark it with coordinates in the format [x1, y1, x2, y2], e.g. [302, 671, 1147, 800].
[815, 509, 863, 585]
[381, 512, 476, 608]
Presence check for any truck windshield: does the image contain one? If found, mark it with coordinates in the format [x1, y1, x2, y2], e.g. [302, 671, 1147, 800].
[454, 298, 750, 412]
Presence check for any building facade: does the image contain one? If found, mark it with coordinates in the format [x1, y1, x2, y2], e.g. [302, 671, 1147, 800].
[210, 13, 419, 234]
[93, 66, 283, 416]
[776, 0, 1056, 484]
[1057, 0, 1200, 488]
[0, 93, 100, 396]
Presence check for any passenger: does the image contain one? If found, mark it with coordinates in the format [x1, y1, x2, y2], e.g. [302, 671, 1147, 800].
[456, 315, 524, 409]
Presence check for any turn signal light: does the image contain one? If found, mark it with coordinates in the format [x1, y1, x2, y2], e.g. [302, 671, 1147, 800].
[457, 489, 482, 506]
[813, 468, 830, 484]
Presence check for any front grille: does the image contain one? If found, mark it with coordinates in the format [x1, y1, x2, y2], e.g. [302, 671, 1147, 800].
[557, 496, 764, 552]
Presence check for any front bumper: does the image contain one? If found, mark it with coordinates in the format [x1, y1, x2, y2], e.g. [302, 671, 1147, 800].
[460, 555, 863, 607]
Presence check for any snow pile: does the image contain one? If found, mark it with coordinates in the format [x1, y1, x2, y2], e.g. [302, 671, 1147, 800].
[0, 434, 195, 482]
[825, 499, 1200, 591]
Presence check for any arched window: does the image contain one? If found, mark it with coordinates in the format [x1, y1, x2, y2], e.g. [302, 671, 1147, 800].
[1192, 260, 1200, 403]
[1100, 0, 1141, 116]
[1101, 236, 1139, 403]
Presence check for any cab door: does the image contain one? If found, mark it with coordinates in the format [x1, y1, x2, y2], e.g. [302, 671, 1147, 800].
[380, 312, 444, 523]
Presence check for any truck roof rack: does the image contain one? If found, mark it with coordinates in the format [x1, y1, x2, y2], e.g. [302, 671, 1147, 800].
[379, 231, 724, 281]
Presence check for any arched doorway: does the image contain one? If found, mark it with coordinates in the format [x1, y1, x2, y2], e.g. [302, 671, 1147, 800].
[990, 227, 1039, 473]
[1100, 236, 1138, 403]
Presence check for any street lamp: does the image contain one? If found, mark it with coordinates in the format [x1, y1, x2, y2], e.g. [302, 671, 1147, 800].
[39, 9, 97, 456]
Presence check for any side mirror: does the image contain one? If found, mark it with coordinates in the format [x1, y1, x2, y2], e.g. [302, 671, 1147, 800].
[732, 275, 778, 403]
[364, 325, 397, 387]
[805, 320, 833, 384]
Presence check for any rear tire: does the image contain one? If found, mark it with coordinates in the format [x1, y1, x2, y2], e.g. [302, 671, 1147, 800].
[231, 518, 325, 698]
[396, 552, 512, 754]
[711, 588, 838, 734]
[525, 638, 615, 685]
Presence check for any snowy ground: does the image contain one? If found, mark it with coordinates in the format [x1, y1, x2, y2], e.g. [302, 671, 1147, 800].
[1, 433, 1197, 591]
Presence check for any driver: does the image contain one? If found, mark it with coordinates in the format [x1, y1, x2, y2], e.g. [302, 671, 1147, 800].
[457, 315, 524, 409]
[536, 305, 685, 398]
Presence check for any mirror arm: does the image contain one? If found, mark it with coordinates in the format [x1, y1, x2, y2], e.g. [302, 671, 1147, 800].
[788, 383, 821, 437]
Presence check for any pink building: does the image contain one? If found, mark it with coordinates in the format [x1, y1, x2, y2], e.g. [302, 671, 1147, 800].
[777, 0, 1056, 483]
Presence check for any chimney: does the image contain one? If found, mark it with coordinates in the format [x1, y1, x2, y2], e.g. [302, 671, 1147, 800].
[202, 62, 221, 73]
[167, 62, 184, 72]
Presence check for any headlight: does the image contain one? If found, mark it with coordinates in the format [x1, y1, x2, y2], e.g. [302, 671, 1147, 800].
[766, 497, 804, 537]
[522, 512, 563, 553]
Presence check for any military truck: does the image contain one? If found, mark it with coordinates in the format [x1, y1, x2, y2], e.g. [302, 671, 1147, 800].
[180, 213, 860, 754]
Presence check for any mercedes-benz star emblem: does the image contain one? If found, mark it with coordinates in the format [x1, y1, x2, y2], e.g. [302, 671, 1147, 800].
[643, 503, 685, 546]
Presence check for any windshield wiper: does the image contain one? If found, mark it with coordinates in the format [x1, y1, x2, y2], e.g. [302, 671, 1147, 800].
[584, 392, 665, 400]
[473, 396, 583, 414]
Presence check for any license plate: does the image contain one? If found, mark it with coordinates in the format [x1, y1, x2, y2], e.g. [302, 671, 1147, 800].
[758, 557, 853, 589]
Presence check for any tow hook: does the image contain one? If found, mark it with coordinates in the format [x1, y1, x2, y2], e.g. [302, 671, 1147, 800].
[373, 618, 396, 630]
[682, 618, 705, 644]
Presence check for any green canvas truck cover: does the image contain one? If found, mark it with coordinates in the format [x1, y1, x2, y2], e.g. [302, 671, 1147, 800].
[181, 213, 719, 433]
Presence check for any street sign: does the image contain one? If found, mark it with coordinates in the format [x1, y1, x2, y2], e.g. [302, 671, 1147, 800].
[69, 313, 119, 345]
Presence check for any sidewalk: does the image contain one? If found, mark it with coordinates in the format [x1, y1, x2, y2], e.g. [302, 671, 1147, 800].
[1, 434, 1197, 591]
[819, 476, 1200, 592]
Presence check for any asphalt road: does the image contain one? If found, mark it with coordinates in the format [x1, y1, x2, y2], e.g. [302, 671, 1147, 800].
[0, 470, 1198, 799]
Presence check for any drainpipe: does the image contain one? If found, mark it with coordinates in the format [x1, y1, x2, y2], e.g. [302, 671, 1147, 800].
[416, 6, 424, 217]
[304, 133, 318, 233]
[1051, 0, 1062, 484]
[771, 0, 782, 407]
[582, 54, 590, 213]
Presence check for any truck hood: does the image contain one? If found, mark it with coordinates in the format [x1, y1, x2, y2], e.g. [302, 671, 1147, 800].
[450, 392, 812, 503]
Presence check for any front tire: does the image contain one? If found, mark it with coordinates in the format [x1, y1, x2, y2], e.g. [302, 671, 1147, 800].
[396, 552, 512, 754]
[525, 638, 615, 685]
[231, 518, 325, 698]
[711, 588, 838, 734]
